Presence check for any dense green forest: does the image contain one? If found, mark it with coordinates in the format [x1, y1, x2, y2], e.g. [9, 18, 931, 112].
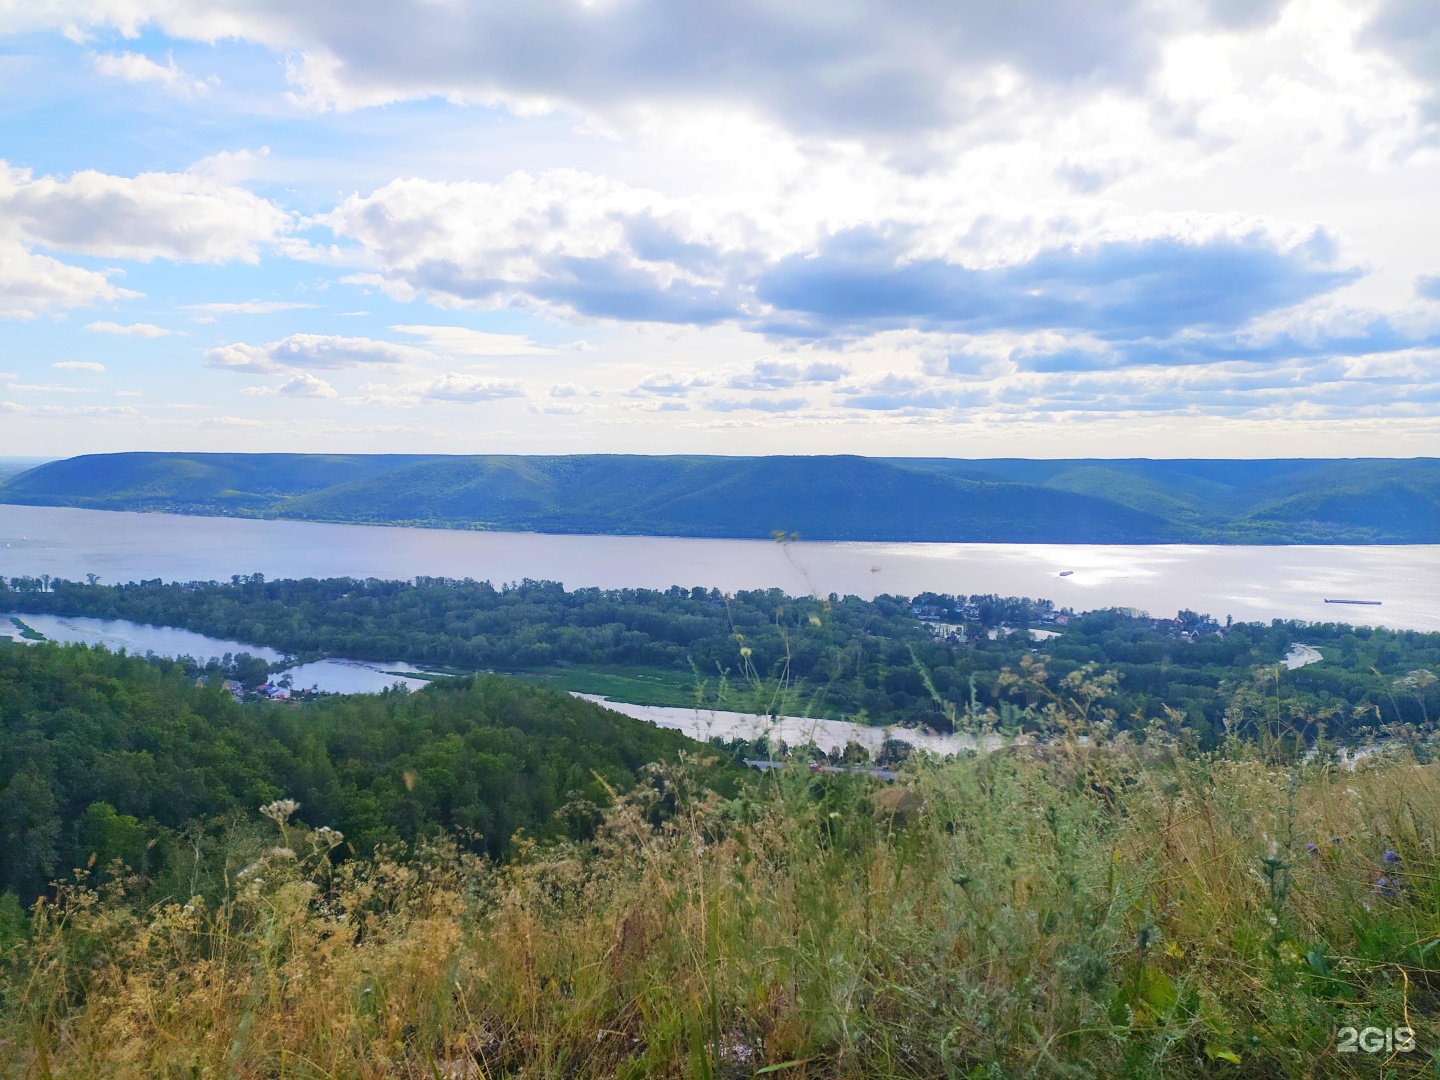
[0, 640, 705, 903]
[7, 451, 1440, 541]
[4, 572, 1438, 744]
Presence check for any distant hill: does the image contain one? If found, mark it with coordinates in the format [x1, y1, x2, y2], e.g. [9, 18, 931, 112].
[3, 452, 1439, 543]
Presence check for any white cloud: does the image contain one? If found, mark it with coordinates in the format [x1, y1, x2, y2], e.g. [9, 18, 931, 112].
[391, 324, 556, 356]
[205, 333, 438, 374]
[417, 373, 526, 403]
[728, 358, 849, 390]
[0, 236, 137, 319]
[184, 300, 316, 315]
[704, 396, 808, 413]
[243, 372, 338, 398]
[0, 156, 290, 264]
[86, 320, 172, 337]
[628, 373, 715, 398]
[91, 50, 213, 95]
[345, 372, 526, 405]
[53, 361, 106, 372]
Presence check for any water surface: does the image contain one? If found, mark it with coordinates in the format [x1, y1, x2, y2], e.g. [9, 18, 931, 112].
[2, 503, 1436, 631]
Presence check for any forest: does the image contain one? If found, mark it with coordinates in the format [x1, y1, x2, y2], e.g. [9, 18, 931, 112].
[7, 451, 1440, 542]
[0, 640, 709, 905]
[3, 572, 1439, 745]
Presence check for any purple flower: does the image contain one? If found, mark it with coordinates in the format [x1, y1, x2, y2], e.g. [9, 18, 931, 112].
[1306, 842, 1319, 855]
[1384, 849, 1401, 865]
[1376, 876, 1397, 897]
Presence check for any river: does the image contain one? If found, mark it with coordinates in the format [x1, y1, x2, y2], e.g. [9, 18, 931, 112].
[1, 503, 1436, 630]
[0, 611, 441, 693]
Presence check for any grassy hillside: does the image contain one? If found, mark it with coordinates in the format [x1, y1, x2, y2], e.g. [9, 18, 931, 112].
[5, 452, 1440, 542]
[8, 724, 1440, 1077]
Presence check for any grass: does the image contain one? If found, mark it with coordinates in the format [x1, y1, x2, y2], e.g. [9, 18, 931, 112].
[6, 733, 1440, 1078]
[6, 617, 44, 641]
[513, 664, 718, 710]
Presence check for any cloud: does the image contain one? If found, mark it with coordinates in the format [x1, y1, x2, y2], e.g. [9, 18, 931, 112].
[205, 333, 437, 374]
[348, 373, 526, 405]
[391, 324, 556, 356]
[0, 156, 290, 263]
[417, 373, 526, 403]
[242, 372, 338, 398]
[36, 1, 1288, 141]
[727, 357, 849, 389]
[704, 395, 807, 413]
[628, 373, 714, 398]
[91, 50, 213, 95]
[52, 361, 106, 372]
[755, 227, 1357, 341]
[320, 171, 744, 323]
[7, 382, 96, 393]
[86, 320, 172, 337]
[1363, 2, 1440, 110]
[184, 300, 316, 315]
[0, 236, 137, 319]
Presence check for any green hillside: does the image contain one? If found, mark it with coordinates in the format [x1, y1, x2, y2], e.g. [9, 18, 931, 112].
[4, 452, 1440, 543]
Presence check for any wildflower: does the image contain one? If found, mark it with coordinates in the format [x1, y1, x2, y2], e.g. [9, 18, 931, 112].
[1375, 876, 1397, 898]
[1306, 842, 1318, 855]
[1384, 849, 1401, 865]
[260, 799, 300, 825]
[314, 825, 345, 849]
[1331, 835, 1342, 845]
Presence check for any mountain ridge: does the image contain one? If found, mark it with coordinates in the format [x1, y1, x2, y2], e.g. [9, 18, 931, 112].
[3, 452, 1439, 544]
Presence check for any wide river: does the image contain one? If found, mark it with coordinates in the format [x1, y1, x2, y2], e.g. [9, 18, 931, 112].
[1, 503, 1438, 631]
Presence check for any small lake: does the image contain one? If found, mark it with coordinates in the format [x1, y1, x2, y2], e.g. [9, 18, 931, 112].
[0, 612, 438, 693]
[2, 503, 1438, 631]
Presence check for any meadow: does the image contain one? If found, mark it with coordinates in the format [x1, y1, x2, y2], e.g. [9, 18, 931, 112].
[6, 702, 1440, 1076]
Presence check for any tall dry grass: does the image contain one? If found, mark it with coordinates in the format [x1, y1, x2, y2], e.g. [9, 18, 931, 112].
[5, 738, 1440, 1078]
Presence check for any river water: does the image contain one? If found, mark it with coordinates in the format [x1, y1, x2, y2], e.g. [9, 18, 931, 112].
[0, 611, 439, 693]
[2, 504, 1437, 630]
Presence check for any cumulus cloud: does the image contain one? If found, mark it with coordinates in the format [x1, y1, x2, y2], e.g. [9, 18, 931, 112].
[391, 324, 556, 356]
[417, 373, 526, 403]
[727, 358, 849, 389]
[755, 227, 1358, 341]
[91, 50, 213, 95]
[628, 373, 715, 398]
[242, 372, 338, 398]
[86, 320, 172, 337]
[25, 0, 1294, 140]
[704, 395, 808, 413]
[0, 236, 136, 318]
[52, 361, 106, 372]
[205, 333, 437, 374]
[0, 156, 290, 263]
[320, 171, 746, 322]
[346, 373, 526, 405]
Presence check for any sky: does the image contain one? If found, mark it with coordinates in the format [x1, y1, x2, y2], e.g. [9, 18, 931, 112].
[0, 0, 1438, 459]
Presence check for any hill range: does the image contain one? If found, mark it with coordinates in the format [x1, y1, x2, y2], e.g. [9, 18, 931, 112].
[2, 453, 1439, 544]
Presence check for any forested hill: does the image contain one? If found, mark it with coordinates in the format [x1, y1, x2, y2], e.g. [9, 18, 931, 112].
[4, 452, 1440, 543]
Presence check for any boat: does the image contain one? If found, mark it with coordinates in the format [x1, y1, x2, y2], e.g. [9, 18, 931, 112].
[1324, 599, 1382, 606]
[1058, 570, 1074, 577]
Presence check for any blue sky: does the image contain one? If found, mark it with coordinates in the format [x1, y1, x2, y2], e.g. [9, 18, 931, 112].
[1, 0, 1439, 457]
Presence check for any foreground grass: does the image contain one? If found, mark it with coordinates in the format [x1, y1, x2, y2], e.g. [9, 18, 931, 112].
[5, 739, 1440, 1078]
